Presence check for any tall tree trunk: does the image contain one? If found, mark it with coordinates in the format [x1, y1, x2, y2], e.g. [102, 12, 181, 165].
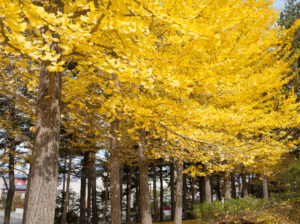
[191, 177, 195, 210]
[231, 173, 236, 198]
[103, 171, 109, 224]
[224, 173, 231, 200]
[61, 149, 73, 224]
[4, 139, 15, 224]
[22, 157, 32, 224]
[126, 167, 132, 224]
[62, 154, 67, 193]
[170, 163, 175, 220]
[262, 175, 269, 200]
[199, 176, 204, 203]
[204, 175, 212, 202]
[80, 152, 89, 224]
[153, 162, 158, 222]
[138, 129, 152, 224]
[174, 161, 183, 224]
[242, 173, 248, 198]
[135, 168, 140, 223]
[216, 175, 222, 201]
[23, 3, 63, 222]
[110, 119, 121, 224]
[120, 166, 123, 220]
[182, 171, 187, 219]
[24, 62, 62, 224]
[211, 176, 214, 202]
[23, 2, 64, 223]
[159, 164, 164, 221]
[87, 152, 92, 224]
[91, 151, 98, 224]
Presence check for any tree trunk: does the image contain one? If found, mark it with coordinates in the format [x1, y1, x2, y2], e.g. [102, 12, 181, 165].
[262, 175, 269, 200]
[61, 149, 73, 224]
[191, 177, 195, 210]
[216, 175, 222, 201]
[91, 151, 98, 224]
[22, 157, 32, 224]
[4, 139, 15, 224]
[182, 172, 187, 219]
[135, 168, 140, 223]
[138, 129, 152, 224]
[204, 175, 212, 202]
[224, 174, 231, 200]
[170, 163, 175, 220]
[242, 173, 248, 198]
[80, 152, 89, 224]
[103, 171, 109, 224]
[174, 161, 183, 224]
[24, 59, 62, 224]
[110, 120, 121, 224]
[87, 153, 92, 224]
[199, 176, 204, 203]
[120, 166, 123, 219]
[231, 173, 236, 198]
[159, 164, 164, 221]
[62, 154, 67, 193]
[126, 167, 132, 224]
[153, 162, 158, 222]
[211, 176, 214, 202]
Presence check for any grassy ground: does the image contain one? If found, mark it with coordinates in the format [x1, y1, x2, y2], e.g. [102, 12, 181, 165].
[152, 220, 198, 224]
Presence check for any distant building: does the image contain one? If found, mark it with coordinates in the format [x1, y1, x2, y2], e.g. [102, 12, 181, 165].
[1, 174, 28, 199]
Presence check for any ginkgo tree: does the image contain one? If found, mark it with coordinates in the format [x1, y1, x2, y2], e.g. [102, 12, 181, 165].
[0, 0, 299, 224]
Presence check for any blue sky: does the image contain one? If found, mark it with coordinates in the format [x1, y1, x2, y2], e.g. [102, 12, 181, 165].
[273, 0, 286, 9]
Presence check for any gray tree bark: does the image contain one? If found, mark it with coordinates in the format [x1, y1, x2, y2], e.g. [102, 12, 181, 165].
[174, 161, 183, 224]
[262, 175, 269, 200]
[204, 175, 212, 202]
[126, 167, 132, 224]
[153, 162, 158, 222]
[110, 120, 121, 224]
[4, 139, 15, 224]
[80, 152, 89, 224]
[23, 2, 64, 223]
[138, 129, 152, 224]
[87, 152, 92, 224]
[91, 151, 98, 224]
[242, 173, 248, 198]
[182, 171, 187, 219]
[24, 62, 62, 224]
[61, 150, 73, 224]
[231, 173, 237, 198]
[170, 163, 175, 220]
[224, 173, 231, 200]
[103, 171, 109, 224]
[159, 164, 164, 221]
